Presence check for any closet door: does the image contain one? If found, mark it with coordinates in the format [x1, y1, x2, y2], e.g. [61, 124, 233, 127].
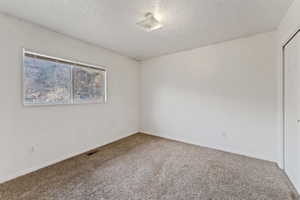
[285, 31, 300, 193]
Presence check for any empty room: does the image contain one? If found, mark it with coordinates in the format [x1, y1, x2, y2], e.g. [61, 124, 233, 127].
[0, 0, 300, 199]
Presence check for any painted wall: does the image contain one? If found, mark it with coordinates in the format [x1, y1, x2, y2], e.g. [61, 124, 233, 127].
[140, 32, 279, 163]
[0, 13, 140, 183]
[277, 0, 300, 192]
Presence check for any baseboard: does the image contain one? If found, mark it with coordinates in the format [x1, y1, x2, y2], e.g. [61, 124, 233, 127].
[280, 169, 300, 197]
[0, 131, 138, 184]
[140, 131, 278, 165]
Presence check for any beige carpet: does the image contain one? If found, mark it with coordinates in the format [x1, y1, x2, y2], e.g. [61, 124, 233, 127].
[0, 133, 299, 200]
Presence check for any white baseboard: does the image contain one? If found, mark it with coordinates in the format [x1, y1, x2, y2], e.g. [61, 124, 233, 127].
[141, 131, 279, 165]
[0, 131, 138, 184]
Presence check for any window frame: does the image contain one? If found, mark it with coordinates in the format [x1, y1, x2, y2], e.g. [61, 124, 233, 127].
[22, 48, 107, 106]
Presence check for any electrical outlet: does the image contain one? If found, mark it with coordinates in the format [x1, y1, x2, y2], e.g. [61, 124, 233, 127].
[221, 132, 227, 138]
[30, 146, 35, 153]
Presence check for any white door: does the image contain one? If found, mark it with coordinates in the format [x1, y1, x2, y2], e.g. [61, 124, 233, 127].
[285, 31, 300, 193]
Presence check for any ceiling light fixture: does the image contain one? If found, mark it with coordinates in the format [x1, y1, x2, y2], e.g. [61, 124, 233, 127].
[137, 12, 163, 32]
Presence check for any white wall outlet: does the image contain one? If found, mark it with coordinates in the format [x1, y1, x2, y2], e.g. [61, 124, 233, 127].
[30, 146, 35, 153]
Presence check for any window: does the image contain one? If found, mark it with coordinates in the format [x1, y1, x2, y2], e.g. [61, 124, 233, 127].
[23, 50, 106, 105]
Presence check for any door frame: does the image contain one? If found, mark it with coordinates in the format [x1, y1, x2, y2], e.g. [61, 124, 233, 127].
[282, 28, 300, 170]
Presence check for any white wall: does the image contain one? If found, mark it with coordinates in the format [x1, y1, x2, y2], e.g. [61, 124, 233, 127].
[277, 0, 300, 192]
[0, 13, 140, 183]
[140, 32, 279, 163]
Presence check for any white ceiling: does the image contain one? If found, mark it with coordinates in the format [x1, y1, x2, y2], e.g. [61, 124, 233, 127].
[0, 0, 294, 60]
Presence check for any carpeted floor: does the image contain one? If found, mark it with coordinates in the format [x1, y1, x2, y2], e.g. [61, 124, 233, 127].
[0, 133, 299, 200]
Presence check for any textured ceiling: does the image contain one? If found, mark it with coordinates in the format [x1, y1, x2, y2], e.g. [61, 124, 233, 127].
[0, 0, 294, 60]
